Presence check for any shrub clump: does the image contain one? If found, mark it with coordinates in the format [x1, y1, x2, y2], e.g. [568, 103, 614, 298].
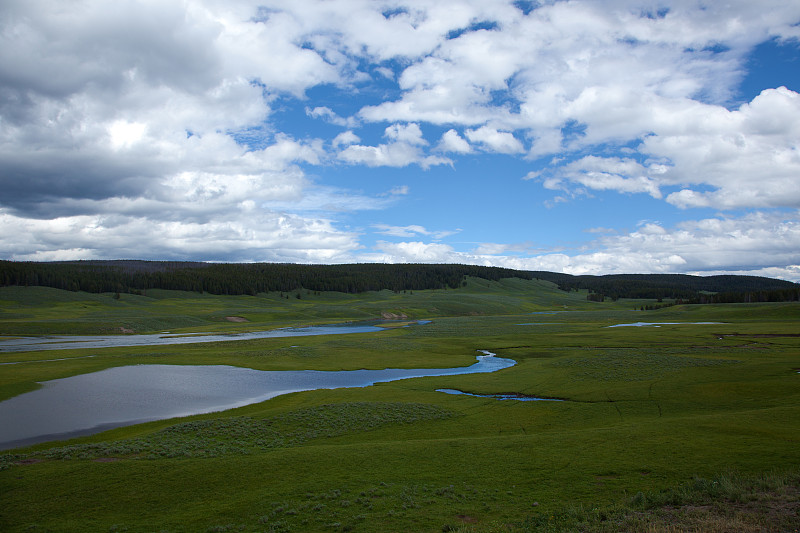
[1, 402, 455, 467]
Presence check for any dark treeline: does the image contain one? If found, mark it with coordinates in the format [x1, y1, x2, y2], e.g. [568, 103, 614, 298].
[688, 288, 800, 304]
[530, 272, 800, 304]
[0, 260, 531, 295]
[1, 261, 797, 303]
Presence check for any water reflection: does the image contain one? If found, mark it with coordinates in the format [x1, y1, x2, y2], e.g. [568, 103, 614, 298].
[0, 321, 418, 353]
[437, 389, 562, 401]
[0, 352, 514, 450]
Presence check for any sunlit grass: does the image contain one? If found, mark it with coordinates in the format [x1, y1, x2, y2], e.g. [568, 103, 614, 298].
[0, 285, 798, 531]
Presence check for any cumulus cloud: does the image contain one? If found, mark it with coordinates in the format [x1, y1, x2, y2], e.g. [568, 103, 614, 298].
[338, 143, 447, 168]
[582, 212, 800, 276]
[465, 126, 524, 154]
[1, 0, 799, 276]
[522, 86, 800, 210]
[437, 129, 472, 153]
[651, 87, 800, 210]
[541, 156, 665, 199]
[332, 131, 361, 148]
[353, 211, 800, 281]
[365, 241, 460, 263]
[0, 1, 324, 208]
[0, 0, 365, 261]
[337, 123, 451, 168]
[0, 208, 361, 263]
[351, 1, 800, 212]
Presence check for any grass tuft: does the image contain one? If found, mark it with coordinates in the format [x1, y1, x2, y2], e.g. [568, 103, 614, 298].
[1, 402, 455, 468]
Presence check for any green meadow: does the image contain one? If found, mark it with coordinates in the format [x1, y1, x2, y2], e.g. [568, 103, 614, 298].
[0, 279, 798, 532]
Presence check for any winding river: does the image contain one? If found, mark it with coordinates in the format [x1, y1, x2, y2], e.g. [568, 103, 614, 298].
[0, 321, 413, 354]
[0, 352, 515, 450]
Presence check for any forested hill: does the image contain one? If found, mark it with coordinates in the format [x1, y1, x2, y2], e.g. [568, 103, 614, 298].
[0, 260, 796, 301]
[0, 261, 531, 295]
[530, 271, 799, 303]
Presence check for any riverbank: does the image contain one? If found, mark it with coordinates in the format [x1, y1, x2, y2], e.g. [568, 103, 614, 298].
[0, 289, 798, 532]
[0, 353, 514, 449]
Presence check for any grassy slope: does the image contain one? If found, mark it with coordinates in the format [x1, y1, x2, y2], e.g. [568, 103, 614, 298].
[0, 282, 798, 532]
[0, 277, 596, 336]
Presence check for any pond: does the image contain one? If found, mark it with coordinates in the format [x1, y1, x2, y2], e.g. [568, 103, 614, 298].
[0, 352, 515, 450]
[0, 321, 424, 354]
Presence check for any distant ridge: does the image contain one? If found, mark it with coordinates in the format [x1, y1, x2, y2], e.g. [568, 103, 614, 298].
[0, 260, 530, 295]
[529, 272, 798, 301]
[0, 260, 796, 303]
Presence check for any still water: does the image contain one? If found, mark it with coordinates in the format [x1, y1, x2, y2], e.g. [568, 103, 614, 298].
[0, 322, 412, 353]
[436, 389, 562, 401]
[0, 352, 514, 450]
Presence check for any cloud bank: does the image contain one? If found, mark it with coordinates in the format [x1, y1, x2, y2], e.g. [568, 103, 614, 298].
[1, 0, 799, 279]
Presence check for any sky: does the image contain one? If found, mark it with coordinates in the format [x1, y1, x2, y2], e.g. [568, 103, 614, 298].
[1, 0, 800, 281]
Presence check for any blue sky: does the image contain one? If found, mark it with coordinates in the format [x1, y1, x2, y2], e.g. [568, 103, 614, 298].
[1, 1, 800, 280]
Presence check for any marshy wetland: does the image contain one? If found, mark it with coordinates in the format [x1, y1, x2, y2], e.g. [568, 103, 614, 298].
[0, 279, 798, 532]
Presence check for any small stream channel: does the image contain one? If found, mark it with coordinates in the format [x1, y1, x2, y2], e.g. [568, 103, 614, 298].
[0, 321, 418, 354]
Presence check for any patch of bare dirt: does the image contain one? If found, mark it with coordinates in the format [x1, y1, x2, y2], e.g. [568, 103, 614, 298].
[629, 486, 800, 533]
[225, 316, 248, 322]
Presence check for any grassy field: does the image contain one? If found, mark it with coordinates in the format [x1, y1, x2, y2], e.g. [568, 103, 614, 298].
[0, 280, 798, 532]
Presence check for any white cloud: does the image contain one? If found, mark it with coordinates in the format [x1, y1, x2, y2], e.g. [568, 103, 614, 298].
[465, 126, 524, 154]
[306, 106, 356, 127]
[542, 156, 664, 199]
[332, 131, 360, 148]
[348, 1, 800, 212]
[0, 208, 361, 263]
[108, 121, 147, 150]
[684, 265, 800, 282]
[648, 87, 800, 210]
[1, 0, 800, 277]
[437, 129, 472, 153]
[0, 0, 370, 264]
[0, 0, 326, 219]
[372, 224, 459, 240]
[387, 185, 409, 196]
[586, 212, 800, 276]
[337, 123, 450, 168]
[472, 241, 537, 255]
[216, 7, 340, 96]
[365, 241, 459, 263]
[358, 86, 497, 125]
[354, 211, 800, 282]
[338, 143, 440, 168]
[373, 225, 429, 238]
[384, 123, 427, 145]
[528, 86, 800, 210]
